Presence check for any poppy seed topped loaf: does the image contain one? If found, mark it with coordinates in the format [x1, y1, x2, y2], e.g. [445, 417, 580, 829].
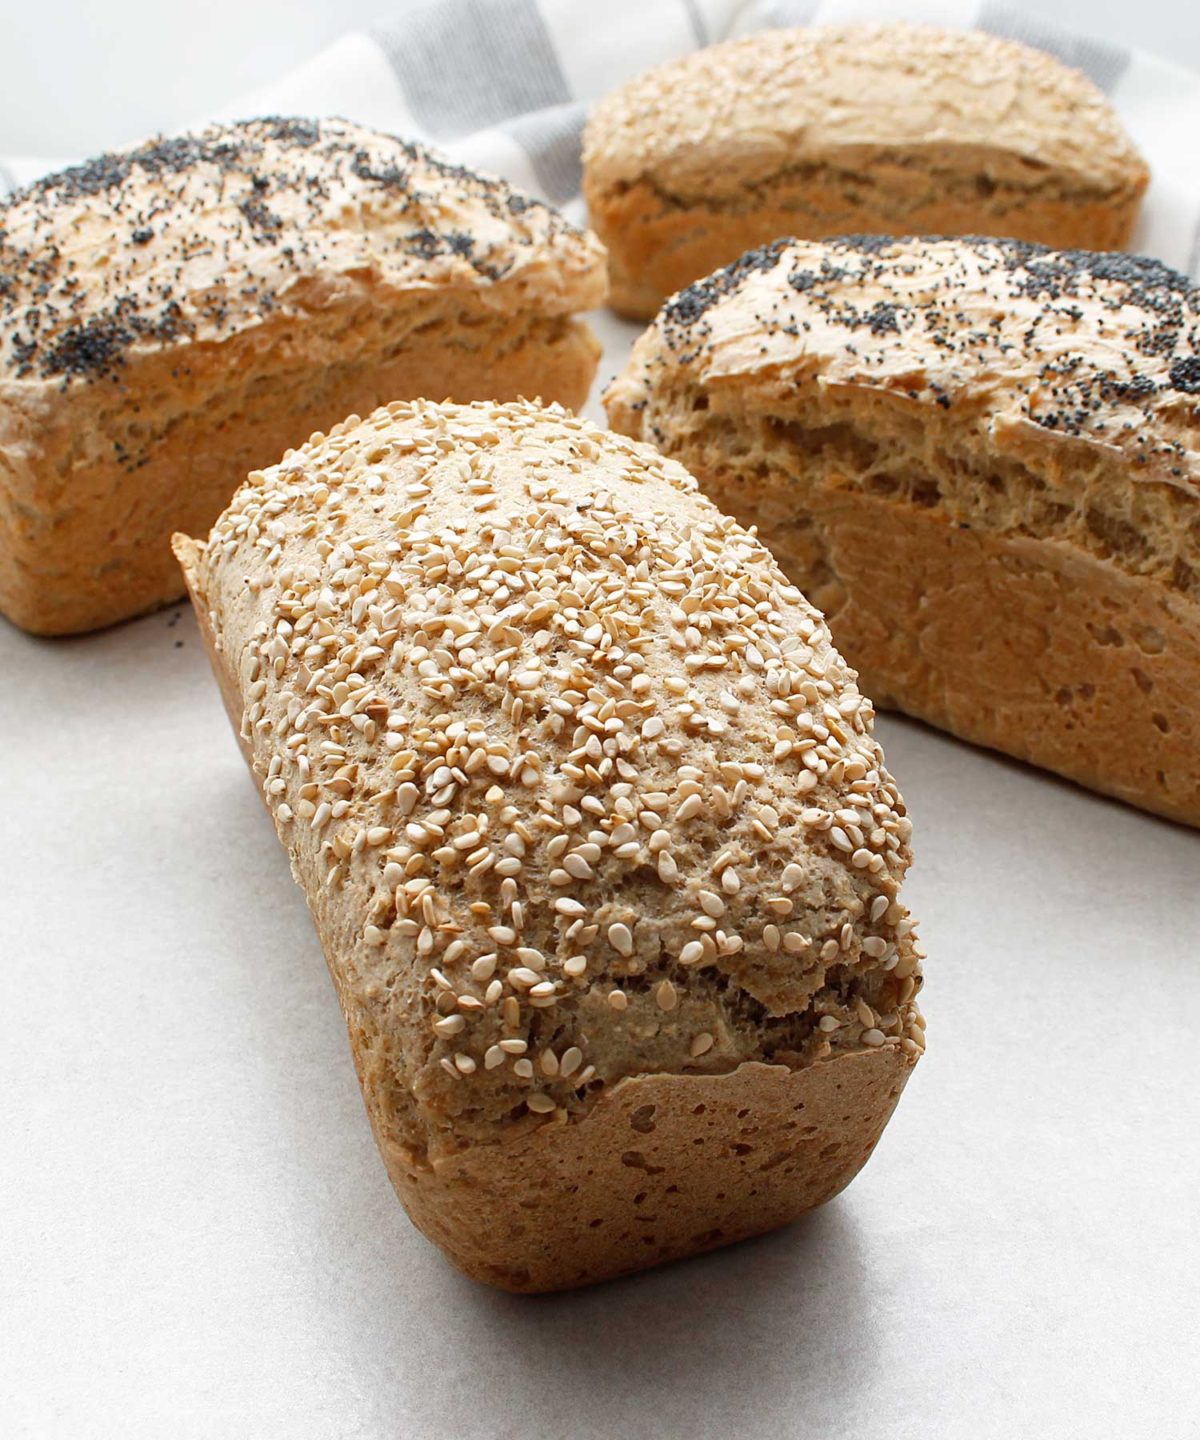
[0, 118, 606, 635]
[606, 235, 1200, 825]
[584, 24, 1149, 317]
[175, 398, 924, 1291]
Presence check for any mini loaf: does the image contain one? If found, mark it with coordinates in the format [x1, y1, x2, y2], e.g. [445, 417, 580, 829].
[175, 398, 925, 1292]
[583, 24, 1149, 318]
[0, 118, 606, 636]
[606, 236, 1200, 826]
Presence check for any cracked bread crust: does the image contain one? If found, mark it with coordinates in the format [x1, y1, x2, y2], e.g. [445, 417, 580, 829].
[175, 398, 924, 1290]
[583, 23, 1148, 317]
[605, 235, 1200, 824]
[0, 118, 607, 635]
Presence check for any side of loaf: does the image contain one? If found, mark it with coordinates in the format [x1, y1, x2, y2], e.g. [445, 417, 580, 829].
[606, 237, 1200, 826]
[175, 398, 924, 1292]
[0, 118, 607, 636]
[583, 24, 1149, 318]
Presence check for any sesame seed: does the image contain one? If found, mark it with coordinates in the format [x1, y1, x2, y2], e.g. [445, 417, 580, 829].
[676, 794, 703, 822]
[608, 922, 634, 955]
[698, 890, 725, 918]
[655, 980, 678, 1011]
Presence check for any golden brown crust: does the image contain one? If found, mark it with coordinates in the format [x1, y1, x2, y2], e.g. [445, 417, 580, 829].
[387, 1053, 915, 1292]
[584, 24, 1148, 318]
[0, 119, 607, 635]
[606, 235, 1200, 824]
[175, 398, 924, 1289]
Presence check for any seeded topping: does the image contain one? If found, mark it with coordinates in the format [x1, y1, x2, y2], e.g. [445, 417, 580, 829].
[584, 24, 1147, 205]
[191, 399, 923, 1155]
[618, 234, 1200, 496]
[0, 117, 602, 385]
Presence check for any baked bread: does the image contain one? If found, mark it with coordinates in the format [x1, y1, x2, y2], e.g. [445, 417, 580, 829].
[606, 236, 1200, 826]
[583, 24, 1149, 318]
[174, 397, 925, 1292]
[0, 118, 606, 636]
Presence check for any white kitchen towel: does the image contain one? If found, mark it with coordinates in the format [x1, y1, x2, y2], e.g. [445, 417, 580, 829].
[3, 0, 1200, 278]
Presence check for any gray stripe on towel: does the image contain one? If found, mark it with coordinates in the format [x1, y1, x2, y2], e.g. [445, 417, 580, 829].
[371, 0, 570, 140]
[757, 0, 818, 29]
[681, 0, 709, 47]
[979, 2, 1131, 92]
[503, 101, 586, 204]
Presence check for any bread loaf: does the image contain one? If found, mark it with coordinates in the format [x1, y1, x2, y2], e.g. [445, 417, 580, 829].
[174, 398, 924, 1292]
[583, 24, 1149, 318]
[606, 236, 1200, 825]
[0, 118, 606, 635]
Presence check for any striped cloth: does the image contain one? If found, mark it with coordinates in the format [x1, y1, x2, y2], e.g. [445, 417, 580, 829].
[3, 0, 1200, 279]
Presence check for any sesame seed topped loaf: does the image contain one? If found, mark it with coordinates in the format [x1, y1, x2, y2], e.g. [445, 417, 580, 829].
[175, 398, 924, 1291]
[0, 118, 606, 636]
[606, 235, 1200, 825]
[583, 24, 1148, 318]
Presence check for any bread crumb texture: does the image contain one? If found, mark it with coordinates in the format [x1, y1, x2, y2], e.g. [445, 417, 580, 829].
[181, 400, 924, 1174]
[606, 235, 1200, 823]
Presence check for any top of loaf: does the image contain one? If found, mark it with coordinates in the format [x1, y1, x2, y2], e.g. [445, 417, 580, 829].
[183, 399, 922, 1159]
[0, 117, 605, 387]
[607, 235, 1200, 494]
[583, 23, 1147, 202]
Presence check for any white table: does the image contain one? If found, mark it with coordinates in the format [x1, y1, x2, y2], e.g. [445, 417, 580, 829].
[4, 8, 1200, 1438]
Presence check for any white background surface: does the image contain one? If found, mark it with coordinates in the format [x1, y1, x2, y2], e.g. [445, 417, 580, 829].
[4, 4, 1200, 1439]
